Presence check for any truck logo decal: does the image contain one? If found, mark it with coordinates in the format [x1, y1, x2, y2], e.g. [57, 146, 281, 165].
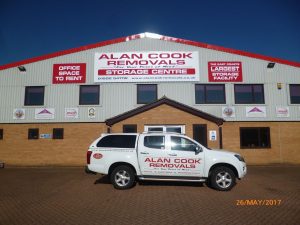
[93, 153, 103, 159]
[145, 157, 201, 169]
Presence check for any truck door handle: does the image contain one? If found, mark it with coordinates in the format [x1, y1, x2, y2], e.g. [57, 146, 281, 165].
[140, 152, 149, 155]
[168, 153, 177, 156]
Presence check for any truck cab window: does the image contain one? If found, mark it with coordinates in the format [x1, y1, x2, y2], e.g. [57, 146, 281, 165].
[144, 136, 165, 149]
[97, 135, 136, 148]
[171, 136, 197, 151]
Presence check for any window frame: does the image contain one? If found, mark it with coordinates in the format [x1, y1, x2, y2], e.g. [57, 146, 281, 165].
[79, 85, 100, 105]
[24, 86, 45, 106]
[137, 84, 157, 104]
[53, 128, 64, 139]
[195, 84, 226, 104]
[289, 84, 300, 104]
[240, 127, 271, 149]
[28, 128, 39, 140]
[234, 84, 265, 104]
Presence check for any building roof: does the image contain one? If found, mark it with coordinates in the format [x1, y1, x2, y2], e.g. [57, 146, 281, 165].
[1, 32, 300, 71]
[105, 96, 224, 126]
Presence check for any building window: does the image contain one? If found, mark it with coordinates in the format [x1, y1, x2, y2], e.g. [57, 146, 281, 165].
[240, 127, 271, 148]
[195, 84, 225, 104]
[137, 84, 157, 104]
[123, 125, 137, 133]
[79, 85, 100, 105]
[24, 86, 45, 106]
[53, 128, 64, 139]
[144, 125, 185, 134]
[0, 129, 3, 140]
[28, 128, 39, 140]
[234, 84, 264, 104]
[290, 84, 300, 104]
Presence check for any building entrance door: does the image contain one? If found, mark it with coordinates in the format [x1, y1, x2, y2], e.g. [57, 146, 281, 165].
[193, 124, 207, 147]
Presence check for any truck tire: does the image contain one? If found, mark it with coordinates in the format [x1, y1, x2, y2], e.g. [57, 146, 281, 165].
[110, 165, 135, 190]
[210, 166, 236, 191]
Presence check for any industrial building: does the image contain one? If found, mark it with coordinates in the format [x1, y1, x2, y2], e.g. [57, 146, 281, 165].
[0, 32, 300, 165]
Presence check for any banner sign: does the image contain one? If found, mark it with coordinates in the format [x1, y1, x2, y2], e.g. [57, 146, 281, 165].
[222, 107, 235, 118]
[208, 62, 242, 82]
[209, 130, 217, 141]
[65, 108, 79, 119]
[88, 107, 96, 119]
[35, 108, 55, 120]
[53, 63, 86, 84]
[246, 106, 266, 118]
[94, 52, 199, 83]
[13, 108, 25, 120]
[276, 107, 289, 117]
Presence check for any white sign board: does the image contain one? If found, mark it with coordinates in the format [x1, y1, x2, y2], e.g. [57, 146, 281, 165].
[94, 51, 199, 83]
[13, 108, 25, 120]
[65, 108, 79, 119]
[209, 130, 217, 141]
[276, 107, 289, 117]
[88, 107, 96, 119]
[222, 107, 235, 118]
[35, 108, 55, 120]
[246, 106, 266, 118]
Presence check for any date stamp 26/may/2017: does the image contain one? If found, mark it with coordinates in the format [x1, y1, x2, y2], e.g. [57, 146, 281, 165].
[236, 199, 282, 206]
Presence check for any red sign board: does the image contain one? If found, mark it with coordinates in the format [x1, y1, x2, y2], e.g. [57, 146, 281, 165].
[208, 62, 242, 82]
[53, 63, 86, 84]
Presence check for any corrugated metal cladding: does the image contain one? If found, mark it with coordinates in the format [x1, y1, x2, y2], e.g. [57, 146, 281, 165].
[0, 36, 300, 123]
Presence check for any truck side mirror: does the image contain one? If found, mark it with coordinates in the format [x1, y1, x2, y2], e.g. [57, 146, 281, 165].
[195, 145, 202, 154]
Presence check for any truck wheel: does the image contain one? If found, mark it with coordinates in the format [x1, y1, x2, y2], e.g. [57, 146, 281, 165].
[110, 166, 135, 190]
[210, 166, 236, 191]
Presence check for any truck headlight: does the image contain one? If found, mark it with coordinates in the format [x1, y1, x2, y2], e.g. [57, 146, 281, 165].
[234, 154, 245, 162]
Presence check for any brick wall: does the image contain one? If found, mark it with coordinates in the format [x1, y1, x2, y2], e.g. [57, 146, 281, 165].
[110, 104, 221, 149]
[1, 104, 300, 166]
[222, 122, 300, 164]
[0, 123, 106, 166]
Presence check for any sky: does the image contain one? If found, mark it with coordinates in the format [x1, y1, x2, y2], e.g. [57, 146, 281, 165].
[0, 0, 300, 66]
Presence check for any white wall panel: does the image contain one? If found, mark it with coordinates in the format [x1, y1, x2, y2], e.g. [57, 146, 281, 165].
[1, 37, 300, 123]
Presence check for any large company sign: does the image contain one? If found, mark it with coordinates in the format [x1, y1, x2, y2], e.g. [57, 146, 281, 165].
[53, 63, 86, 84]
[94, 52, 199, 83]
[208, 62, 242, 82]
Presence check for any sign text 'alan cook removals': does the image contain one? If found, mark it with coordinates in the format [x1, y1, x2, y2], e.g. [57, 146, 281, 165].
[94, 52, 199, 83]
[208, 62, 243, 82]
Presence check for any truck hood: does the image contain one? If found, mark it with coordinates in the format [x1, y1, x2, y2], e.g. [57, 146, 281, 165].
[210, 149, 238, 155]
[205, 148, 240, 161]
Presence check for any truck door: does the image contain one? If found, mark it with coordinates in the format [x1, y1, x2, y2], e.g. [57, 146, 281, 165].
[138, 134, 175, 176]
[138, 134, 204, 178]
[166, 135, 205, 178]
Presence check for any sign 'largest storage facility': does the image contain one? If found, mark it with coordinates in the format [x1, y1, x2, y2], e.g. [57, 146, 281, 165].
[0, 32, 300, 165]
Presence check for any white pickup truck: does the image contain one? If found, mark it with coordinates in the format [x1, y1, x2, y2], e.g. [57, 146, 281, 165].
[86, 132, 247, 191]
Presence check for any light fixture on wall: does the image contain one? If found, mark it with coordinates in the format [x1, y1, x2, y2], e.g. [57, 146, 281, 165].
[18, 66, 26, 72]
[267, 62, 275, 68]
[277, 83, 282, 90]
